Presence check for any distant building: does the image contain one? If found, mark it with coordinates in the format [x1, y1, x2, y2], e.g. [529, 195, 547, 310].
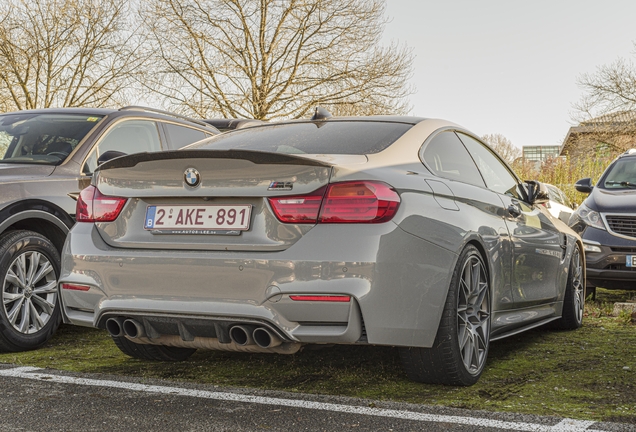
[559, 111, 636, 159]
[522, 145, 560, 163]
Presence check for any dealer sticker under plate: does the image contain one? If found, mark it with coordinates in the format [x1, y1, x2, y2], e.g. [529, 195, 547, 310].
[627, 255, 636, 268]
[144, 204, 251, 234]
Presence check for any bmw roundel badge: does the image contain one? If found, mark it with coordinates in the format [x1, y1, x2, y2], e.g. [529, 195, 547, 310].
[184, 168, 201, 187]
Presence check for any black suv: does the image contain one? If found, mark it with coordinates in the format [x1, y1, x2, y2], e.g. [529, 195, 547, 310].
[569, 149, 636, 294]
[0, 106, 219, 352]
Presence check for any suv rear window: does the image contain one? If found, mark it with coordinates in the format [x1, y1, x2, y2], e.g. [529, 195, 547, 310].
[0, 113, 103, 165]
[190, 121, 412, 155]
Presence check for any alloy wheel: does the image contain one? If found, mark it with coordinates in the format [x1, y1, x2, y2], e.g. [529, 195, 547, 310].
[457, 255, 490, 375]
[2, 251, 57, 334]
[571, 247, 584, 323]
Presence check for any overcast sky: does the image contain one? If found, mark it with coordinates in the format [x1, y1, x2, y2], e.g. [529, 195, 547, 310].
[381, 0, 636, 148]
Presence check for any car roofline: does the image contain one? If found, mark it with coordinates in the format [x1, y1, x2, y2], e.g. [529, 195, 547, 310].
[215, 116, 428, 134]
[119, 106, 214, 130]
[0, 107, 116, 116]
[271, 116, 427, 125]
[0, 107, 220, 133]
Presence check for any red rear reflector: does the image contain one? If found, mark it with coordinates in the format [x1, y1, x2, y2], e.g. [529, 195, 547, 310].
[61, 283, 91, 291]
[76, 185, 127, 223]
[289, 295, 351, 302]
[268, 181, 400, 224]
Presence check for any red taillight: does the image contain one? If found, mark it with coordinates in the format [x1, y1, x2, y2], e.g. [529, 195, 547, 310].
[268, 181, 400, 224]
[268, 187, 326, 224]
[61, 283, 90, 291]
[319, 181, 400, 223]
[289, 295, 351, 302]
[76, 185, 127, 223]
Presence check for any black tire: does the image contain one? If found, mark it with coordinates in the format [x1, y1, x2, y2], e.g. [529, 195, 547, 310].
[0, 230, 62, 352]
[112, 336, 196, 361]
[399, 245, 490, 386]
[552, 244, 584, 330]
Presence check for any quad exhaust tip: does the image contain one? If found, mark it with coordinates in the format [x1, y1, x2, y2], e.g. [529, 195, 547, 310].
[106, 317, 147, 339]
[253, 327, 282, 348]
[108, 317, 284, 350]
[122, 319, 145, 339]
[230, 325, 283, 349]
[105, 317, 125, 337]
[229, 325, 255, 346]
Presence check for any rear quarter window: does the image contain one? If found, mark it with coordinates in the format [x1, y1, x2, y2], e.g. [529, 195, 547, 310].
[191, 121, 413, 155]
[163, 123, 210, 149]
[422, 131, 485, 187]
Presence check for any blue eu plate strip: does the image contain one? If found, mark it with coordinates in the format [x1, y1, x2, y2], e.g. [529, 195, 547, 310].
[145, 206, 157, 229]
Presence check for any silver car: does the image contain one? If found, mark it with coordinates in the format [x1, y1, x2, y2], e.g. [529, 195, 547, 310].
[59, 113, 585, 386]
[0, 107, 218, 353]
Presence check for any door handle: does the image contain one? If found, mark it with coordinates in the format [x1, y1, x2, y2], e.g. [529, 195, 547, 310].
[507, 204, 522, 218]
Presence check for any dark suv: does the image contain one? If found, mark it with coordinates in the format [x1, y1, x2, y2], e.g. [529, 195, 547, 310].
[569, 149, 636, 294]
[0, 106, 219, 352]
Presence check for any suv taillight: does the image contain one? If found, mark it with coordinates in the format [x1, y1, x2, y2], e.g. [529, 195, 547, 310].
[268, 181, 400, 224]
[76, 185, 127, 222]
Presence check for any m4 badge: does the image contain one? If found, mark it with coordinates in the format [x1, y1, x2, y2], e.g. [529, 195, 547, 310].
[268, 181, 293, 191]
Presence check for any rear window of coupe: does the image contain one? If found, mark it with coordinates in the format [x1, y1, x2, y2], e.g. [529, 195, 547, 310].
[188, 121, 413, 155]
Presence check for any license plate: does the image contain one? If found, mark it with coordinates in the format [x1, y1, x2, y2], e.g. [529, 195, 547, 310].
[144, 205, 251, 233]
[628, 255, 636, 268]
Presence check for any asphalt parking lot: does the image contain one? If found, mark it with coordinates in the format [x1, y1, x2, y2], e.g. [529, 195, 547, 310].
[2, 365, 634, 432]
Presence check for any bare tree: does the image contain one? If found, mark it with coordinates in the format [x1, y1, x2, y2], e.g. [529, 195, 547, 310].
[575, 54, 636, 117]
[141, 0, 413, 120]
[0, 0, 144, 111]
[481, 133, 521, 163]
[571, 46, 636, 155]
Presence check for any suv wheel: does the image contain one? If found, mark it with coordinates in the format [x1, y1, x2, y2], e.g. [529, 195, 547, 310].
[0, 230, 61, 352]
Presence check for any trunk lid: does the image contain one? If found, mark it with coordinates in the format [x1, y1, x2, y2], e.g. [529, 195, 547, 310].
[94, 150, 339, 251]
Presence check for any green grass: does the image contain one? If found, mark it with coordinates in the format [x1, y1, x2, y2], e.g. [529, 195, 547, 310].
[1, 289, 635, 423]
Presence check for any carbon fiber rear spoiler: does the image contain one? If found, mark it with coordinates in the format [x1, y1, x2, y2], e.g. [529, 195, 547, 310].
[97, 149, 333, 171]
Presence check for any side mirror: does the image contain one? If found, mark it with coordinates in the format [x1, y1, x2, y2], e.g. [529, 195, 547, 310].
[574, 178, 593, 194]
[525, 180, 550, 205]
[97, 150, 127, 166]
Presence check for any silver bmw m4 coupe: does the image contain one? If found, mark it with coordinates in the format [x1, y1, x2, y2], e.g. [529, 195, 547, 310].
[58, 112, 585, 385]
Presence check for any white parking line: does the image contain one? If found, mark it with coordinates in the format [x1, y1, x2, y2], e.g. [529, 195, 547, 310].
[0, 367, 600, 432]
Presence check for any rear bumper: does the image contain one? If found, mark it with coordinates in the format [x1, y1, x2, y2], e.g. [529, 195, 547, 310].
[59, 222, 457, 348]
